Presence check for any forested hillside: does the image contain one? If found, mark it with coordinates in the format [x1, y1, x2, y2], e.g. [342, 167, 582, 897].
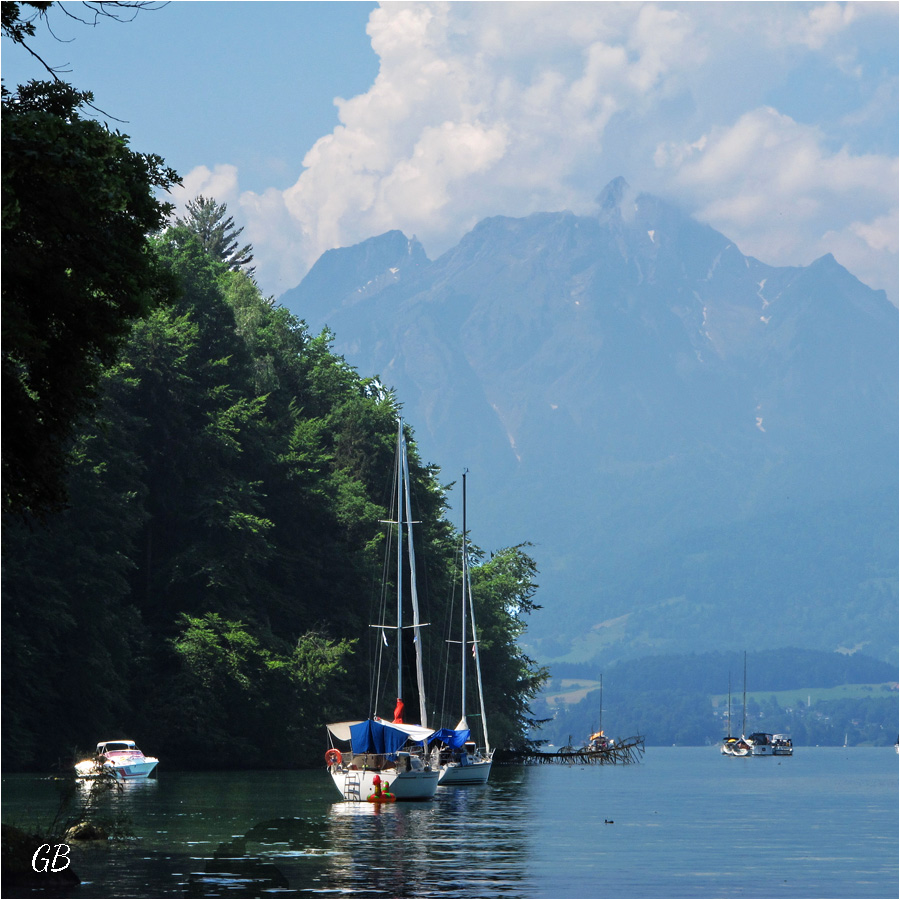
[534, 650, 898, 747]
[1, 225, 548, 771]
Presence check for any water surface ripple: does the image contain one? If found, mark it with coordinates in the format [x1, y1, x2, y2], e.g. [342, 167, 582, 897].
[2, 747, 896, 898]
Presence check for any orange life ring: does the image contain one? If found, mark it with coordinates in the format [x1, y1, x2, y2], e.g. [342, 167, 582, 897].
[325, 748, 342, 766]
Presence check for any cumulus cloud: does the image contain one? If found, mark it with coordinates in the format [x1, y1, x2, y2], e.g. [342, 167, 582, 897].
[184, 1, 898, 302]
[775, 0, 859, 51]
[173, 164, 241, 215]
[233, 2, 703, 283]
[655, 106, 898, 293]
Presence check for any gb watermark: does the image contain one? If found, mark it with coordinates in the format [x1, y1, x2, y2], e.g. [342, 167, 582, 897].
[31, 842, 71, 873]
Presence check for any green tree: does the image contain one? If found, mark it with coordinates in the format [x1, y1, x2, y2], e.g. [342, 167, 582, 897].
[1, 379, 150, 768]
[160, 613, 353, 766]
[469, 544, 550, 750]
[175, 195, 255, 275]
[1, 2, 52, 47]
[2, 1, 177, 517]
[1, 76, 178, 516]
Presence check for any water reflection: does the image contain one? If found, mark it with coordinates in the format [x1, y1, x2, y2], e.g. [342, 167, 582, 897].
[184, 769, 535, 898]
[3, 768, 536, 897]
[4, 754, 895, 899]
[319, 766, 534, 897]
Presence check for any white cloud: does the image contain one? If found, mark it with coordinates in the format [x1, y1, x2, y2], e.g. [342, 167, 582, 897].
[655, 106, 898, 296]
[235, 2, 704, 281]
[190, 2, 896, 303]
[777, 1, 858, 51]
[172, 164, 240, 217]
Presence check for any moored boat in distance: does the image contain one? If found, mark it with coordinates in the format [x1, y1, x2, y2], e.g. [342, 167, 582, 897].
[433, 470, 493, 787]
[720, 666, 751, 757]
[772, 734, 793, 755]
[75, 740, 159, 780]
[720, 655, 794, 759]
[721, 736, 752, 757]
[749, 732, 793, 756]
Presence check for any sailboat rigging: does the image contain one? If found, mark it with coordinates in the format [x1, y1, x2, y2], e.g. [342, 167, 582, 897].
[431, 469, 493, 785]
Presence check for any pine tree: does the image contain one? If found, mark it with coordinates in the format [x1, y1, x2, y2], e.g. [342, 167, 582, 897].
[175, 195, 255, 275]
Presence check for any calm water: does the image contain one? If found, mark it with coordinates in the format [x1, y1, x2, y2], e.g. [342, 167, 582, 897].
[2, 748, 897, 898]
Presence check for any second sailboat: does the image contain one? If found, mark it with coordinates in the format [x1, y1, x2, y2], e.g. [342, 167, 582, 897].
[432, 470, 493, 785]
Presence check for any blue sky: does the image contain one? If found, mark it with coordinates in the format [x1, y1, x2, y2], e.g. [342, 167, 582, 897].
[3, 1, 897, 302]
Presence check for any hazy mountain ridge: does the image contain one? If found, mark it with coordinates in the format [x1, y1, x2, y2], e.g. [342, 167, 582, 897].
[280, 179, 898, 666]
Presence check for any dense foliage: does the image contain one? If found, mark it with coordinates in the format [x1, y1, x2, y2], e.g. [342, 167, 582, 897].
[1, 229, 548, 770]
[1, 78, 178, 516]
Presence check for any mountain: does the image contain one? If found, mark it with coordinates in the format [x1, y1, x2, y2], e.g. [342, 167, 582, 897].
[280, 178, 899, 667]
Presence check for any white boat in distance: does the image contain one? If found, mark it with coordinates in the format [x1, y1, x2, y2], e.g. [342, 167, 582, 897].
[748, 732, 794, 756]
[721, 736, 752, 757]
[75, 740, 159, 780]
[432, 470, 492, 786]
[325, 420, 439, 802]
[721, 655, 793, 758]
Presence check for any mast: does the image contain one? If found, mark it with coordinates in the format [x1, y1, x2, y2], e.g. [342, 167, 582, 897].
[395, 420, 404, 706]
[598, 674, 603, 735]
[458, 469, 469, 730]
[742, 651, 747, 737]
[727, 673, 732, 739]
[464, 473, 491, 756]
[400, 425, 428, 727]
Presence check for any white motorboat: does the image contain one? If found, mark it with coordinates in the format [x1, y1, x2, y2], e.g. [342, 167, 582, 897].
[772, 734, 793, 755]
[748, 732, 776, 755]
[325, 420, 439, 802]
[750, 732, 793, 756]
[433, 471, 492, 786]
[75, 740, 159, 779]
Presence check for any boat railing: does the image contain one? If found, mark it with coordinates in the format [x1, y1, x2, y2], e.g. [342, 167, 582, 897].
[347, 753, 387, 770]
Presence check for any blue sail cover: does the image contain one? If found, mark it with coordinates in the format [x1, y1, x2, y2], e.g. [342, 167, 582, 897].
[349, 719, 409, 756]
[428, 728, 471, 749]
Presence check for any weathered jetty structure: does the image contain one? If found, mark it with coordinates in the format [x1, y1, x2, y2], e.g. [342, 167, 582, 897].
[497, 735, 645, 766]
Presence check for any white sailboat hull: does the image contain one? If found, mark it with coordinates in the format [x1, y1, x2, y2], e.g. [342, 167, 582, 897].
[330, 766, 439, 801]
[721, 740, 751, 757]
[437, 758, 492, 785]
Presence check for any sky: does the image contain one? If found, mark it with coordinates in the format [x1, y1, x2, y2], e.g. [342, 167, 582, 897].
[3, 1, 898, 303]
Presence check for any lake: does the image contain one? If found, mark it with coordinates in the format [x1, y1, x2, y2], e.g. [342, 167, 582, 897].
[2, 747, 897, 898]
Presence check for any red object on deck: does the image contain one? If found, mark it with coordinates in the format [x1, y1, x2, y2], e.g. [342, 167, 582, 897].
[392, 698, 404, 723]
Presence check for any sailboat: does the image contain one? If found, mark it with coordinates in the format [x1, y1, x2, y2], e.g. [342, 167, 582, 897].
[432, 470, 493, 786]
[721, 657, 751, 757]
[585, 675, 612, 751]
[325, 420, 440, 801]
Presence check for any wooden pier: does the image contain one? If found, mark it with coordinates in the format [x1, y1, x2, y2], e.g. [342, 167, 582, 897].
[497, 735, 645, 766]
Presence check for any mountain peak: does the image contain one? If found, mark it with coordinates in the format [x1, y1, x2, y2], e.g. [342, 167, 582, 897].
[279, 230, 428, 318]
[596, 176, 631, 215]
